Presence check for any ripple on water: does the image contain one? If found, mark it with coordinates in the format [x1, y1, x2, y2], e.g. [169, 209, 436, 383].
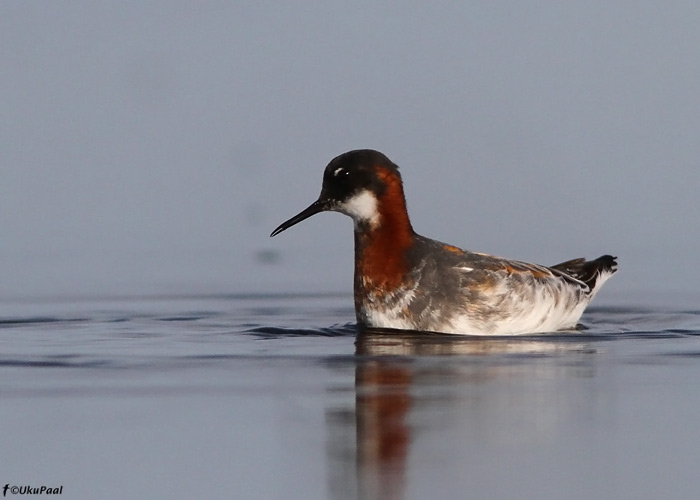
[1, 296, 700, 370]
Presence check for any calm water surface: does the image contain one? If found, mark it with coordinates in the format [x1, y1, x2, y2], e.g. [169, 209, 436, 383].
[2, 292, 700, 500]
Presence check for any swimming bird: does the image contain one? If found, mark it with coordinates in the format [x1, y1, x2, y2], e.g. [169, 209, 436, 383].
[270, 149, 617, 335]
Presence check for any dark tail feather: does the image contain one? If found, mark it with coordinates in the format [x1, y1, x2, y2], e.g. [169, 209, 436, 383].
[550, 255, 618, 290]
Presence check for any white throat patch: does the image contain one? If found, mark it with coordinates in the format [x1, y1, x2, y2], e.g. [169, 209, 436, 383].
[336, 190, 380, 229]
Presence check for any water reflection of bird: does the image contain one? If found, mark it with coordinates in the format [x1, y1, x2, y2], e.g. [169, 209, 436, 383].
[348, 331, 596, 500]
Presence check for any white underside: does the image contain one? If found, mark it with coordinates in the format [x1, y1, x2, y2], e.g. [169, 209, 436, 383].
[360, 268, 616, 336]
[446, 297, 587, 336]
[362, 293, 587, 335]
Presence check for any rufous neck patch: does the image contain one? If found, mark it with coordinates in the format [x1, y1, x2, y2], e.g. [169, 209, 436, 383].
[354, 166, 414, 291]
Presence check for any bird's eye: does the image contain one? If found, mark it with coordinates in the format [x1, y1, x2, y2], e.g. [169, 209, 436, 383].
[334, 168, 352, 185]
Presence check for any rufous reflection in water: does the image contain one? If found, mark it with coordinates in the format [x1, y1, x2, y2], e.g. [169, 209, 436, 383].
[352, 327, 593, 500]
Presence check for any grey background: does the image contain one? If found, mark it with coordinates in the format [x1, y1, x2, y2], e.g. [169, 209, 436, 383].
[2, 2, 699, 298]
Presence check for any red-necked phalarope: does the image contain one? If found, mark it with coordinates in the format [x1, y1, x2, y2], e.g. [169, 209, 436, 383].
[270, 149, 617, 335]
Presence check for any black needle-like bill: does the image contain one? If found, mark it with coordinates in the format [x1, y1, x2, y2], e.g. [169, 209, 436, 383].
[270, 199, 329, 237]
